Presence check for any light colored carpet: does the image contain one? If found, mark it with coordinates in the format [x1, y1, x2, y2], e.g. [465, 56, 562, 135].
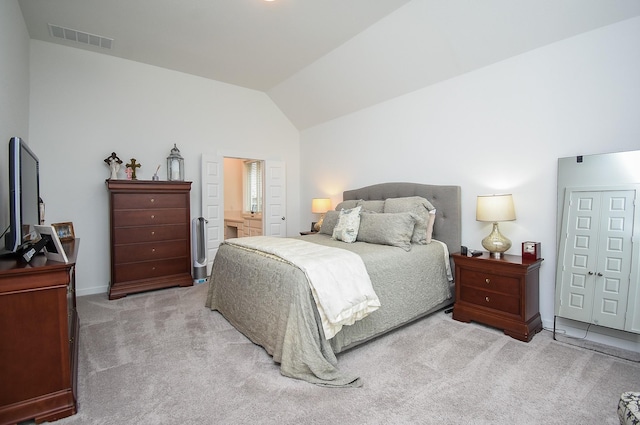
[52, 283, 639, 425]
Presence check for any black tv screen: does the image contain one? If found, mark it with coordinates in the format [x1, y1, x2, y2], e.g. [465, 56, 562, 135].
[4, 137, 41, 252]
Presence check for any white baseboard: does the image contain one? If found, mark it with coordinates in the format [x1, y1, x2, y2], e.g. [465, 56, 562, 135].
[543, 317, 640, 353]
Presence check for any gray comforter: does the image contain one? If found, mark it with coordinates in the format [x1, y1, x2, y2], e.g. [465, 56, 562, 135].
[205, 234, 452, 387]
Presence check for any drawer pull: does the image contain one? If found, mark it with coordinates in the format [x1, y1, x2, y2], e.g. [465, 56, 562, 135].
[152, 266, 156, 271]
[485, 296, 490, 302]
[485, 278, 491, 284]
[151, 215, 155, 219]
[151, 231, 155, 236]
[150, 198, 155, 203]
[152, 248, 156, 253]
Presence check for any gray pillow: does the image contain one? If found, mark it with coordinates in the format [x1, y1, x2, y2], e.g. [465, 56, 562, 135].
[334, 200, 360, 211]
[319, 210, 340, 235]
[384, 196, 434, 245]
[357, 199, 385, 213]
[356, 212, 417, 251]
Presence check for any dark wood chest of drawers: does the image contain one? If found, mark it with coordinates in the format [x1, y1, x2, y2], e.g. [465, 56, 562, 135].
[107, 180, 193, 300]
[0, 241, 79, 424]
[452, 252, 543, 342]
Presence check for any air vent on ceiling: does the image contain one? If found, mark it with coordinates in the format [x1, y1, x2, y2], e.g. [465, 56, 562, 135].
[48, 24, 113, 49]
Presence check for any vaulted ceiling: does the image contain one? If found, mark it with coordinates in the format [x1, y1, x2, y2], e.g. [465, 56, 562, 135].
[18, 0, 640, 130]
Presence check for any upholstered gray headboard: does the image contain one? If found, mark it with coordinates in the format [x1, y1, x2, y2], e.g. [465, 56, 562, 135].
[343, 182, 461, 254]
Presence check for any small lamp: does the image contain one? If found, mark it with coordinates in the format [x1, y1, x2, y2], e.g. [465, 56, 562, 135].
[167, 144, 184, 181]
[476, 194, 516, 258]
[311, 198, 331, 232]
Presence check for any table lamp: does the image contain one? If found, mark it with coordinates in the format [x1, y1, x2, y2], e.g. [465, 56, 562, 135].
[311, 198, 331, 232]
[476, 194, 516, 258]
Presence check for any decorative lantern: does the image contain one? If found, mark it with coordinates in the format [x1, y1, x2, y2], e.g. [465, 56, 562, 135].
[167, 143, 184, 181]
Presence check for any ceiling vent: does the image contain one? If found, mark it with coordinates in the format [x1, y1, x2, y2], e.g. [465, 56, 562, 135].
[48, 24, 113, 49]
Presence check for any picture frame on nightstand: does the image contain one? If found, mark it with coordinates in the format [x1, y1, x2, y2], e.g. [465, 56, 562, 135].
[522, 241, 541, 260]
[35, 225, 69, 263]
[52, 221, 75, 241]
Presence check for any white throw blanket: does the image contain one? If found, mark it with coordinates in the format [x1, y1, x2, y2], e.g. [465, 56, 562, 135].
[224, 236, 380, 339]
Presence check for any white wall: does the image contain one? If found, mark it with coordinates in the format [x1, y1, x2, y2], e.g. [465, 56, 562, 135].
[0, 0, 31, 231]
[28, 40, 300, 295]
[300, 18, 640, 344]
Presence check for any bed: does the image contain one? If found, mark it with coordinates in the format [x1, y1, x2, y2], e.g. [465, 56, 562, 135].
[206, 182, 461, 387]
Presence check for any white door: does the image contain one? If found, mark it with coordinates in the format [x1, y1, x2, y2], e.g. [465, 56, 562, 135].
[557, 189, 635, 330]
[263, 160, 286, 237]
[201, 154, 223, 275]
[591, 191, 634, 329]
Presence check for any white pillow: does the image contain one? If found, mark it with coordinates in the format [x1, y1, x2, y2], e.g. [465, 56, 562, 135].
[332, 206, 362, 243]
[425, 209, 436, 244]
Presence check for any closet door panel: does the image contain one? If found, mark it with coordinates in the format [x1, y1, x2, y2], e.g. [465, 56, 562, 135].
[591, 191, 634, 329]
[557, 191, 600, 323]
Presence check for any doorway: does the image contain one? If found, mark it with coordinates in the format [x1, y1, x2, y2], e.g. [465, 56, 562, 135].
[200, 154, 287, 275]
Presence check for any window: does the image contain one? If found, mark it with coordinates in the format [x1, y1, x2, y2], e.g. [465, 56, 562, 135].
[244, 160, 263, 213]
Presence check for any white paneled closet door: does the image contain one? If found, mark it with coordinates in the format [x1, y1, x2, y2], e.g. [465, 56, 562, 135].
[556, 188, 635, 330]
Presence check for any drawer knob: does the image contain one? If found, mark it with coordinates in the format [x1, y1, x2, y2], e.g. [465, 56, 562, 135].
[150, 198, 155, 203]
[152, 248, 156, 253]
[485, 296, 490, 302]
[485, 278, 491, 284]
[152, 266, 156, 271]
[151, 231, 155, 236]
[151, 215, 155, 219]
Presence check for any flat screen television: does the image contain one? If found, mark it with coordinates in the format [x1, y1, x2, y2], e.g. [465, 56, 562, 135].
[3, 137, 41, 253]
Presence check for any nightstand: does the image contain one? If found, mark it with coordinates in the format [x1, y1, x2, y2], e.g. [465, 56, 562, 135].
[452, 252, 543, 342]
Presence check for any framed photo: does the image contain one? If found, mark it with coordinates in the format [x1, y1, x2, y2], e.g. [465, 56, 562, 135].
[52, 222, 75, 241]
[34, 225, 69, 263]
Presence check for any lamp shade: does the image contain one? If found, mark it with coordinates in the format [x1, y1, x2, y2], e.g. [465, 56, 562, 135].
[311, 198, 331, 214]
[476, 194, 516, 222]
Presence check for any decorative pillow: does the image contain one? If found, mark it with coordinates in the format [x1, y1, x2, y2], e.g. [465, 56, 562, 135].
[356, 212, 417, 251]
[334, 200, 360, 211]
[319, 210, 340, 235]
[383, 196, 435, 244]
[425, 209, 436, 244]
[332, 206, 362, 243]
[357, 199, 385, 213]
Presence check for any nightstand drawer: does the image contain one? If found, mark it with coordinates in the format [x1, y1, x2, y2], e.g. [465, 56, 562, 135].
[458, 269, 520, 296]
[460, 287, 520, 315]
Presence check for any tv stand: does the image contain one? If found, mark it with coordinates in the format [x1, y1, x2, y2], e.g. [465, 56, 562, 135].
[0, 240, 80, 424]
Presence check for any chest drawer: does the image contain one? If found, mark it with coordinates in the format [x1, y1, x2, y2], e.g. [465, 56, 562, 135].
[113, 224, 187, 244]
[458, 268, 520, 296]
[113, 258, 189, 283]
[113, 208, 188, 227]
[114, 240, 189, 264]
[112, 193, 187, 209]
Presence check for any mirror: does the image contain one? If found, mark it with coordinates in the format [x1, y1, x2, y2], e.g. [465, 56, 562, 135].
[555, 150, 640, 335]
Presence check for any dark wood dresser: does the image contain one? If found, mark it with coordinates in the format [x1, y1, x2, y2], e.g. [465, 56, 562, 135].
[107, 180, 193, 300]
[0, 240, 79, 424]
[452, 252, 543, 342]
